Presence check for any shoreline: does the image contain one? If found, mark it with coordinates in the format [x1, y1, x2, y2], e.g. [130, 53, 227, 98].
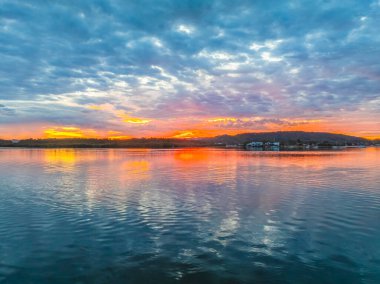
[0, 145, 372, 150]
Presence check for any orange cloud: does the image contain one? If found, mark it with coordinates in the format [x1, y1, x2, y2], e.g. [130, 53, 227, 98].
[172, 131, 197, 139]
[44, 127, 100, 139]
[116, 111, 152, 124]
[87, 105, 106, 111]
[87, 106, 152, 124]
[169, 129, 245, 139]
[109, 135, 132, 140]
[207, 117, 238, 123]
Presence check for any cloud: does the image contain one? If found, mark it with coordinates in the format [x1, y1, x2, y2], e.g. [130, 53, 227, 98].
[205, 117, 323, 129]
[43, 127, 98, 139]
[0, 104, 15, 116]
[0, 0, 379, 138]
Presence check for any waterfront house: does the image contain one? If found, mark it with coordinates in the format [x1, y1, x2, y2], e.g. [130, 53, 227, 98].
[246, 141, 264, 147]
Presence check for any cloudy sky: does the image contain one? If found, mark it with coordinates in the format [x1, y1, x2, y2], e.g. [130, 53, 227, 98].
[0, 0, 379, 139]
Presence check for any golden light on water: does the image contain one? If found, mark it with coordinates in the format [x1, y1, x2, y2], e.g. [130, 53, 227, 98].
[44, 149, 77, 164]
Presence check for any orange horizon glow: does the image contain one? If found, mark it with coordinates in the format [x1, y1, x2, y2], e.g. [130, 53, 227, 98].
[0, 116, 378, 141]
[1, 128, 378, 141]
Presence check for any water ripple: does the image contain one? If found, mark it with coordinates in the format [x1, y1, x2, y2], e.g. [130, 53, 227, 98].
[0, 148, 379, 283]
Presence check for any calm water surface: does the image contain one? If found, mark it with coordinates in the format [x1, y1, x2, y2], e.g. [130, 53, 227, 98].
[0, 148, 379, 284]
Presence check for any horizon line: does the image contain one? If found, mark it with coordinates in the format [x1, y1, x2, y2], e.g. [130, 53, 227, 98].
[2, 130, 377, 141]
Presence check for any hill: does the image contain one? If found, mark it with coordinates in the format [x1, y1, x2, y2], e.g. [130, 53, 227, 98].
[206, 131, 369, 145]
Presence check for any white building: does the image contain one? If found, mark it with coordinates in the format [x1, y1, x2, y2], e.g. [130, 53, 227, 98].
[246, 141, 264, 147]
[265, 142, 280, 147]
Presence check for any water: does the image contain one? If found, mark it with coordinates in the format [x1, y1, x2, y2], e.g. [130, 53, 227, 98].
[0, 148, 379, 284]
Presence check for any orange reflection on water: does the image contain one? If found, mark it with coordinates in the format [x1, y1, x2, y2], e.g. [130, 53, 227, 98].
[0, 147, 378, 215]
[44, 149, 77, 164]
[120, 160, 151, 183]
[174, 148, 212, 164]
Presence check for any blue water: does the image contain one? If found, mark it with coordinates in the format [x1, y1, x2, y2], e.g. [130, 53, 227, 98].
[0, 148, 379, 284]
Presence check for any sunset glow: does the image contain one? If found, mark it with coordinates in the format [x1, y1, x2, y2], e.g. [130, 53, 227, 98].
[0, 1, 379, 140]
[1, 2, 380, 283]
[44, 127, 100, 139]
[117, 113, 152, 125]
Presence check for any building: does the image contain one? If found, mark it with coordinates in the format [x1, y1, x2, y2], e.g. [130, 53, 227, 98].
[265, 142, 280, 147]
[246, 141, 264, 147]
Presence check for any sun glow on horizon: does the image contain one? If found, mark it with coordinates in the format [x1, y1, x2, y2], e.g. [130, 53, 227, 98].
[43, 127, 101, 139]
[0, 117, 378, 141]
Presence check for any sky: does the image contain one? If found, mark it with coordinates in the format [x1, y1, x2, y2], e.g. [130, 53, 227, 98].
[0, 0, 379, 139]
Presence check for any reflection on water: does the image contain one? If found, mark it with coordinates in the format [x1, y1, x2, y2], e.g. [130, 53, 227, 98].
[0, 148, 379, 284]
[44, 149, 77, 164]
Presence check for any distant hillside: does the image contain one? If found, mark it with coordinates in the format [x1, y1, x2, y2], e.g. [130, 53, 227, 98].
[207, 131, 369, 145]
[0, 132, 371, 148]
[0, 138, 210, 148]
